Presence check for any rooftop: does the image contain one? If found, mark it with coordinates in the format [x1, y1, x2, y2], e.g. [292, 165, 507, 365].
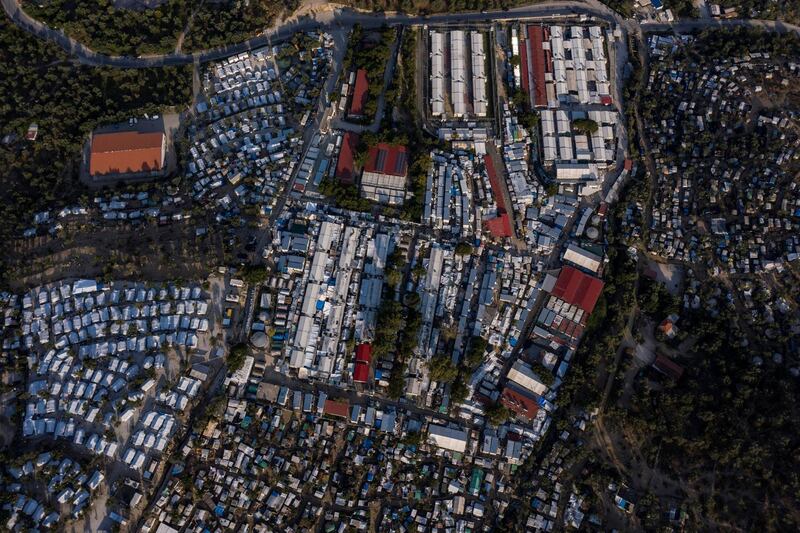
[551, 265, 604, 314]
[364, 143, 408, 177]
[89, 130, 164, 176]
[350, 68, 369, 116]
[335, 132, 359, 185]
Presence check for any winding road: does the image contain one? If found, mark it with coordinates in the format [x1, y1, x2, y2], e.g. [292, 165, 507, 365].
[4, 0, 797, 70]
[0, 1, 660, 68]
[1, 1, 616, 68]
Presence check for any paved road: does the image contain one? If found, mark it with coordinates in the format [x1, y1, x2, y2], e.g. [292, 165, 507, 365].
[5, 0, 797, 70]
[642, 17, 800, 34]
[257, 365, 486, 431]
[2, 0, 621, 68]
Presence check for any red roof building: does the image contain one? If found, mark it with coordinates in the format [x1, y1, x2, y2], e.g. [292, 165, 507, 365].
[361, 144, 408, 205]
[483, 154, 514, 238]
[551, 266, 604, 314]
[353, 343, 371, 383]
[323, 399, 350, 418]
[335, 132, 359, 185]
[349, 68, 369, 117]
[364, 144, 408, 177]
[90, 130, 165, 176]
[653, 354, 684, 381]
[500, 385, 540, 421]
[526, 25, 550, 108]
[485, 213, 513, 238]
[484, 154, 506, 212]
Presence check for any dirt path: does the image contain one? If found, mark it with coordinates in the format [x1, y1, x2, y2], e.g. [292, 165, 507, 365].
[174, 0, 208, 54]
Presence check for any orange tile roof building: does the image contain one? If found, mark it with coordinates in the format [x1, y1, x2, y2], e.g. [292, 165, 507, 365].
[89, 130, 165, 177]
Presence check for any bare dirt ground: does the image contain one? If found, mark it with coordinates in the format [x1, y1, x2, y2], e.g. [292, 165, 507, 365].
[6, 220, 224, 290]
[643, 257, 684, 295]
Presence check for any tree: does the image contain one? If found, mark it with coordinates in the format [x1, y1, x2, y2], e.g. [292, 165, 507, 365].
[386, 268, 402, 287]
[242, 265, 269, 285]
[428, 355, 458, 383]
[450, 378, 468, 405]
[227, 343, 248, 372]
[464, 336, 488, 371]
[454, 242, 473, 255]
[511, 89, 529, 110]
[530, 361, 554, 387]
[520, 110, 540, 130]
[572, 118, 599, 134]
[484, 402, 510, 426]
[387, 360, 406, 399]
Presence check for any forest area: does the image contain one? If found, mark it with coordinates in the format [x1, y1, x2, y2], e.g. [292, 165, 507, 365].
[620, 304, 800, 531]
[343, 0, 642, 16]
[0, 18, 192, 281]
[719, 0, 800, 24]
[569, 29, 800, 530]
[22, 0, 296, 56]
[345, 0, 528, 14]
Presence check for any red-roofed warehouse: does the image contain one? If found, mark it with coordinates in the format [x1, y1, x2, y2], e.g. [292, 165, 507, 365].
[361, 143, 408, 205]
[501, 385, 540, 421]
[335, 132, 359, 185]
[349, 69, 369, 117]
[526, 25, 550, 108]
[551, 266, 604, 314]
[353, 343, 371, 383]
[482, 154, 514, 238]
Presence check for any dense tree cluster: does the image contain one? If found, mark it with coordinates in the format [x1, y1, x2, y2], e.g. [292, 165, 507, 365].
[344, 25, 396, 122]
[184, 0, 298, 52]
[23, 0, 295, 56]
[318, 178, 373, 212]
[484, 402, 510, 426]
[719, 0, 800, 24]
[428, 355, 458, 382]
[510, 90, 539, 130]
[454, 242, 473, 255]
[384, 248, 406, 288]
[25, 0, 186, 55]
[394, 28, 439, 223]
[372, 247, 421, 399]
[625, 307, 800, 530]
[462, 336, 487, 372]
[571, 118, 599, 135]
[685, 27, 800, 60]
[241, 264, 270, 285]
[0, 19, 192, 282]
[636, 276, 679, 319]
[345, 0, 527, 14]
[227, 342, 249, 371]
